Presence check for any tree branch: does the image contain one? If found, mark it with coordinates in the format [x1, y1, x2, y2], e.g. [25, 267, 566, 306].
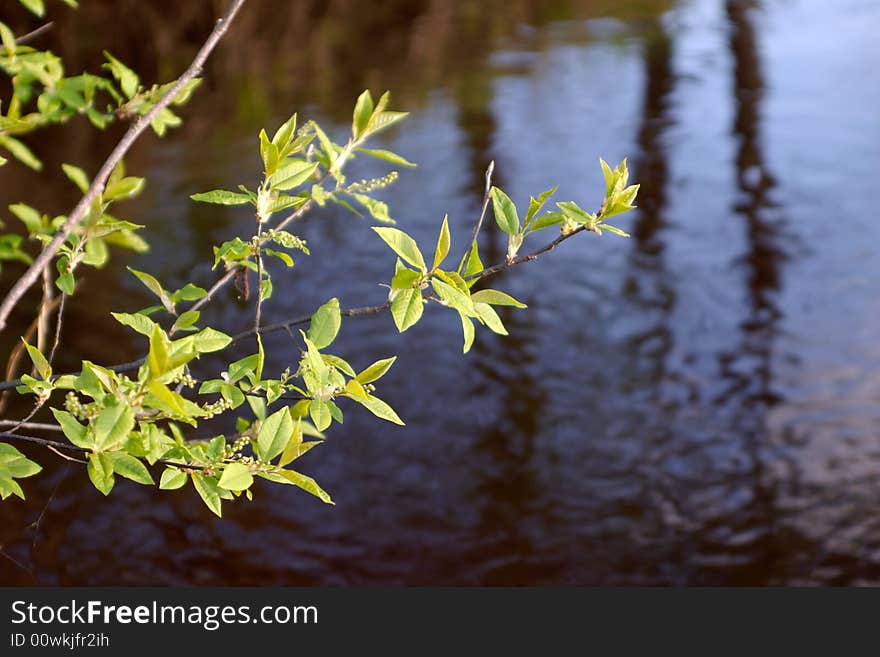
[0, 0, 249, 334]
[467, 160, 495, 251]
[0, 223, 592, 393]
[0, 432, 208, 471]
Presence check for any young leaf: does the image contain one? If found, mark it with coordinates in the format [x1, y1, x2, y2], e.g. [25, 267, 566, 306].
[351, 193, 394, 224]
[307, 298, 341, 349]
[262, 469, 334, 504]
[92, 398, 135, 452]
[257, 407, 294, 463]
[352, 89, 374, 138]
[459, 312, 475, 353]
[159, 467, 187, 490]
[127, 267, 174, 313]
[349, 394, 405, 426]
[355, 356, 396, 384]
[51, 409, 92, 450]
[191, 473, 222, 517]
[87, 453, 115, 496]
[390, 288, 423, 332]
[190, 190, 253, 206]
[21, 339, 51, 380]
[356, 148, 416, 168]
[171, 310, 200, 333]
[61, 163, 90, 194]
[491, 187, 520, 235]
[218, 462, 253, 491]
[433, 215, 451, 271]
[106, 452, 154, 485]
[470, 289, 527, 308]
[475, 302, 508, 335]
[309, 400, 332, 432]
[372, 227, 425, 271]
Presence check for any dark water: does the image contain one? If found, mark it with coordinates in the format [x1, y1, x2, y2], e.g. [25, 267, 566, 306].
[2, 0, 880, 585]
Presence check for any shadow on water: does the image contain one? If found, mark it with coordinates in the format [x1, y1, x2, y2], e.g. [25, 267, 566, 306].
[2, 0, 880, 584]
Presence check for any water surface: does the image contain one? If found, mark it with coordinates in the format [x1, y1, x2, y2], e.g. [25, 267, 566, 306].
[1, 0, 879, 585]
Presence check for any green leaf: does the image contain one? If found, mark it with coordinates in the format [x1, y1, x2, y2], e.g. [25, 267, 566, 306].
[475, 302, 508, 335]
[352, 89, 374, 138]
[529, 211, 565, 232]
[159, 467, 187, 490]
[490, 187, 520, 235]
[147, 324, 171, 377]
[431, 278, 476, 316]
[309, 400, 331, 432]
[87, 453, 115, 496]
[105, 176, 145, 201]
[190, 190, 253, 206]
[391, 268, 420, 290]
[191, 473, 222, 517]
[190, 327, 232, 353]
[103, 51, 139, 98]
[355, 356, 396, 384]
[106, 452, 154, 485]
[92, 398, 135, 452]
[523, 186, 558, 230]
[277, 419, 305, 468]
[272, 161, 318, 191]
[259, 128, 279, 176]
[0, 135, 42, 171]
[51, 409, 91, 449]
[218, 462, 253, 491]
[356, 148, 416, 168]
[390, 288, 423, 332]
[600, 224, 631, 237]
[0, 443, 42, 478]
[433, 215, 451, 271]
[0, 444, 41, 500]
[21, 339, 51, 380]
[19, 0, 45, 17]
[459, 239, 483, 278]
[349, 393, 405, 426]
[372, 227, 425, 271]
[459, 312, 475, 353]
[172, 283, 208, 302]
[364, 111, 408, 138]
[307, 297, 341, 349]
[127, 267, 174, 313]
[322, 354, 356, 377]
[470, 289, 527, 308]
[111, 311, 157, 337]
[262, 469, 334, 504]
[271, 113, 297, 151]
[351, 193, 394, 224]
[61, 163, 90, 194]
[557, 201, 596, 226]
[257, 407, 294, 463]
[171, 310, 200, 333]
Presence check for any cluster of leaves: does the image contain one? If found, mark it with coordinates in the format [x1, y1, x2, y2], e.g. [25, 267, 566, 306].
[0, 3, 202, 279]
[0, 6, 641, 517]
[373, 157, 638, 352]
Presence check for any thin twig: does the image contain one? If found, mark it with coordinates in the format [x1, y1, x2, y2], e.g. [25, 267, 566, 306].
[0, 421, 61, 432]
[185, 268, 236, 317]
[36, 265, 53, 356]
[467, 160, 495, 252]
[0, 431, 209, 471]
[253, 220, 265, 334]
[47, 293, 67, 366]
[46, 444, 86, 464]
[0, 224, 591, 392]
[15, 21, 54, 45]
[0, 0, 249, 333]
